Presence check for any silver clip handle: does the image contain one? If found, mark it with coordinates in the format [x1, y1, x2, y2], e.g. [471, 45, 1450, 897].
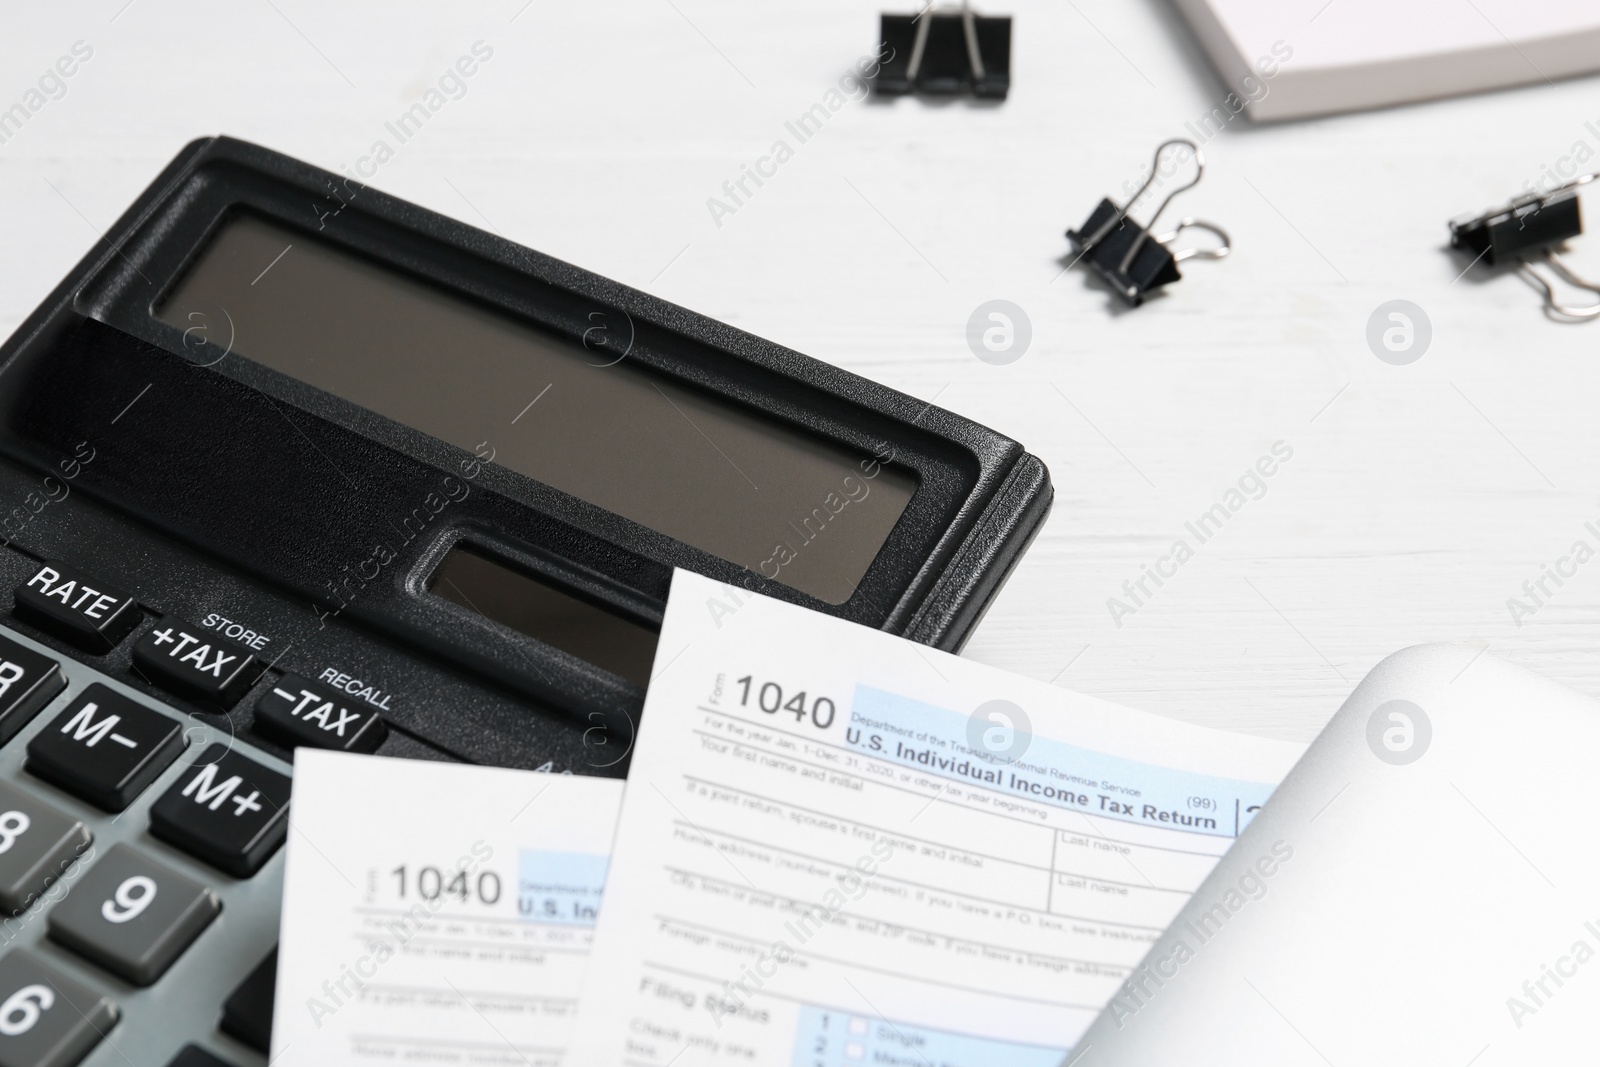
[1116, 141, 1207, 276]
[1154, 218, 1232, 263]
[1518, 248, 1600, 322]
[907, 0, 984, 82]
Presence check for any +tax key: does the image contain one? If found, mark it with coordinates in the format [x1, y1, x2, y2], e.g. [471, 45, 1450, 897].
[132, 619, 263, 708]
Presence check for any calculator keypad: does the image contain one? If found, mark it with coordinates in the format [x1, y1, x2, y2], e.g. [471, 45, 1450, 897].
[0, 556, 338, 1063]
[47, 844, 219, 986]
[0, 640, 64, 747]
[149, 748, 290, 878]
[0, 950, 117, 1067]
[25, 687, 185, 812]
[0, 782, 89, 916]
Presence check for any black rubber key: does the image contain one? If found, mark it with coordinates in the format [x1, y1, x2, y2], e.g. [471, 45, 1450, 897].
[149, 747, 290, 877]
[254, 673, 386, 753]
[25, 686, 184, 812]
[12, 561, 140, 654]
[132, 621, 261, 708]
[165, 1046, 237, 1067]
[0, 637, 64, 746]
[219, 947, 275, 1053]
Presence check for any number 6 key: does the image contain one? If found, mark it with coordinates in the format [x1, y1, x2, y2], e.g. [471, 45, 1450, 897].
[46, 844, 219, 986]
[0, 950, 117, 1067]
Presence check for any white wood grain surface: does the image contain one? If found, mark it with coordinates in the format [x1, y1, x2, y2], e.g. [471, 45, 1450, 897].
[5, 0, 1600, 743]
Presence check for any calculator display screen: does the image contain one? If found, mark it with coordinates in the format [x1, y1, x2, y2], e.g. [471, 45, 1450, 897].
[157, 215, 914, 604]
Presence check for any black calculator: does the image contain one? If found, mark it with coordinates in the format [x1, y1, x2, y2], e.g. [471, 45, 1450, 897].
[0, 135, 1052, 1065]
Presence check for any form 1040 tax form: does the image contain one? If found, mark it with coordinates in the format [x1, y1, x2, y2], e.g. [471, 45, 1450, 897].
[569, 570, 1307, 1066]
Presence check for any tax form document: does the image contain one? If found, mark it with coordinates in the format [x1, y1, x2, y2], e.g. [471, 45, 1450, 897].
[568, 569, 1306, 1066]
[271, 751, 622, 1065]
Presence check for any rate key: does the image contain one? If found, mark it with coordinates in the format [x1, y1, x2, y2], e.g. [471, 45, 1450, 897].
[12, 561, 141, 654]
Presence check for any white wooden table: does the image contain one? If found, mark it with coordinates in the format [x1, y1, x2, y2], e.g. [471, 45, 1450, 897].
[7, 0, 1600, 743]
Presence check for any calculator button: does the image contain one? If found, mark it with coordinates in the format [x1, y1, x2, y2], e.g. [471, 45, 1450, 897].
[0, 783, 89, 916]
[149, 747, 290, 877]
[219, 947, 275, 1053]
[166, 1046, 237, 1067]
[11, 562, 140, 655]
[132, 622, 261, 708]
[0, 949, 118, 1067]
[46, 843, 219, 986]
[0, 639, 64, 747]
[25, 686, 184, 812]
[254, 674, 386, 753]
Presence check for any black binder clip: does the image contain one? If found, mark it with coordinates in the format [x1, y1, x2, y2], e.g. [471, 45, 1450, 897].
[1066, 139, 1231, 308]
[874, 1, 1011, 100]
[1449, 172, 1600, 321]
